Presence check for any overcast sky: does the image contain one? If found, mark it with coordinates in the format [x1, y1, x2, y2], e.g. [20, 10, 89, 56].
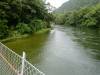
[46, 0, 69, 8]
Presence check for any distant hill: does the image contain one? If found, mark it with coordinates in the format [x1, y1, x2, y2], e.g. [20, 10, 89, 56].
[55, 0, 100, 13]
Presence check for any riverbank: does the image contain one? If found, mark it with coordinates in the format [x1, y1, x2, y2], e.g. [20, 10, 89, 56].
[5, 25, 100, 75]
[0, 28, 50, 43]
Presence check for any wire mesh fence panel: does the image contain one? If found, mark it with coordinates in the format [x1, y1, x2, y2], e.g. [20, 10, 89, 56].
[0, 56, 16, 75]
[0, 42, 45, 75]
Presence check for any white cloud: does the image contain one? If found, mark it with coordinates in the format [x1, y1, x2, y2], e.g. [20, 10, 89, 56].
[46, 0, 69, 8]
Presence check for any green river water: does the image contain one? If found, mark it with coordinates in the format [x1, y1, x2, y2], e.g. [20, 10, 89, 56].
[4, 25, 100, 75]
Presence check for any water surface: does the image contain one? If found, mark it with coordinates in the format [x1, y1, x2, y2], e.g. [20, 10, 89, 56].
[5, 25, 100, 75]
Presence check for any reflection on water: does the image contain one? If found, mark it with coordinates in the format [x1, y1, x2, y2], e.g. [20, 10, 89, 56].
[72, 27, 100, 60]
[4, 25, 100, 75]
[4, 33, 50, 64]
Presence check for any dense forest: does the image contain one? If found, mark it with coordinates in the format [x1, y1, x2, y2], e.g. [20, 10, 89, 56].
[55, 0, 100, 28]
[0, 0, 53, 40]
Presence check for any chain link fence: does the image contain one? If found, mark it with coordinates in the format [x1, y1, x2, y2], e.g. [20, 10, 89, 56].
[0, 42, 45, 75]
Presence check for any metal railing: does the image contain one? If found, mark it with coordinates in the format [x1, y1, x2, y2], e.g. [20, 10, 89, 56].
[0, 42, 45, 75]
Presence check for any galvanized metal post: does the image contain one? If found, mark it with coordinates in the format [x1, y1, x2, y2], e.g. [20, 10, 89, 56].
[21, 52, 26, 75]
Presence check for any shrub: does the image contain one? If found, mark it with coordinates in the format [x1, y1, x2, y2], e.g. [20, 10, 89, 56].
[16, 23, 32, 34]
[0, 20, 9, 39]
[29, 19, 47, 32]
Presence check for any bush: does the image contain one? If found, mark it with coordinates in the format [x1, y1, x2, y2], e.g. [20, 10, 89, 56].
[81, 17, 97, 27]
[16, 20, 48, 35]
[29, 19, 47, 32]
[16, 23, 32, 34]
[0, 20, 9, 39]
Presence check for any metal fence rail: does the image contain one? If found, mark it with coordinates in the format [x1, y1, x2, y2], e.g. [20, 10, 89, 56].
[0, 42, 45, 75]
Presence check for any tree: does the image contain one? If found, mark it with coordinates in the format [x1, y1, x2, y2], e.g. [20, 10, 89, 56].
[0, 0, 54, 39]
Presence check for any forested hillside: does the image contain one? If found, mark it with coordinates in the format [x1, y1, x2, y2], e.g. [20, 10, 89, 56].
[0, 0, 53, 40]
[54, 0, 100, 28]
[55, 0, 100, 13]
[63, 4, 100, 27]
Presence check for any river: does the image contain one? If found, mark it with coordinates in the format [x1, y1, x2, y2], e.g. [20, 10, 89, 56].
[4, 25, 100, 75]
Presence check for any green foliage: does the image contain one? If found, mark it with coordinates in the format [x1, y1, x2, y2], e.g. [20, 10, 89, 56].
[16, 19, 48, 35]
[64, 12, 76, 26]
[16, 23, 32, 34]
[30, 19, 48, 32]
[0, 20, 9, 39]
[81, 17, 97, 27]
[54, 13, 65, 25]
[57, 3, 100, 28]
[0, 0, 54, 39]
[0, 0, 53, 26]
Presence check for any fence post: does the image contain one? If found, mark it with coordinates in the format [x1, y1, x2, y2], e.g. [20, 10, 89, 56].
[21, 52, 26, 75]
